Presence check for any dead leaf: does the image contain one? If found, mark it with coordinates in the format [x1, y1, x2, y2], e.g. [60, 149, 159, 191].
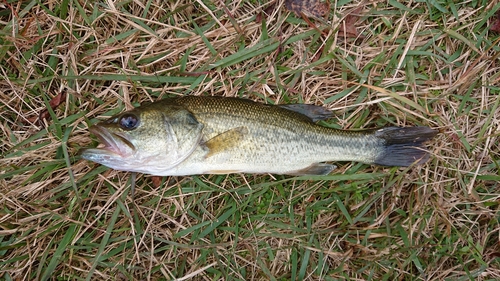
[220, 2, 242, 33]
[256, 12, 263, 23]
[256, 2, 276, 23]
[285, 0, 330, 35]
[449, 132, 465, 150]
[38, 91, 66, 125]
[150, 176, 163, 188]
[339, 6, 364, 38]
[491, 10, 500, 33]
[311, 46, 324, 62]
[285, 0, 330, 19]
[305, 195, 316, 202]
[3, 0, 19, 18]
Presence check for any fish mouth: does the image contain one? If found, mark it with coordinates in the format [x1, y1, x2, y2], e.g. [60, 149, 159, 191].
[80, 125, 135, 159]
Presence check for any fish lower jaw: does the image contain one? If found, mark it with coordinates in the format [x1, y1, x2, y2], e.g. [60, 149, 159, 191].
[80, 148, 121, 161]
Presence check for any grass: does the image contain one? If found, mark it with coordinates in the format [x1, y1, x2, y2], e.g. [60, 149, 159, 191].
[1, 0, 499, 280]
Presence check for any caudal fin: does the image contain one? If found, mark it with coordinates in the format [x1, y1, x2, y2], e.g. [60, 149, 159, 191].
[373, 127, 438, 167]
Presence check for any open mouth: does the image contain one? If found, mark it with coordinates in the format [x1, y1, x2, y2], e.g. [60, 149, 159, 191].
[88, 125, 135, 156]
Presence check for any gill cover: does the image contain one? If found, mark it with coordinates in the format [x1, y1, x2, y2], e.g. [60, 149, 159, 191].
[160, 106, 204, 169]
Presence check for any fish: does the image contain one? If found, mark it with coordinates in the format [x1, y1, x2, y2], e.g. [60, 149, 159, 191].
[80, 96, 438, 176]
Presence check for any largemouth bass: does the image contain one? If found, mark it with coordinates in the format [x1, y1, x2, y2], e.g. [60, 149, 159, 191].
[80, 96, 437, 176]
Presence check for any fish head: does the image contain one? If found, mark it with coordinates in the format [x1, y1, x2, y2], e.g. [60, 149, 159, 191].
[80, 104, 204, 174]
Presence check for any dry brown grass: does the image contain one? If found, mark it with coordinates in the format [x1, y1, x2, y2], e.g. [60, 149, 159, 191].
[1, 0, 499, 280]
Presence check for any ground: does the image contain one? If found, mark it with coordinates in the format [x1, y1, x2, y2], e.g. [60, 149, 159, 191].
[0, 0, 499, 280]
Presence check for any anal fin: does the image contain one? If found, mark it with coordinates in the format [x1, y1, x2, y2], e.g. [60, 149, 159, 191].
[288, 163, 337, 176]
[204, 126, 248, 158]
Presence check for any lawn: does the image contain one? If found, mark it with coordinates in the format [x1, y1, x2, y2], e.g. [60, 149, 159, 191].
[0, 0, 499, 280]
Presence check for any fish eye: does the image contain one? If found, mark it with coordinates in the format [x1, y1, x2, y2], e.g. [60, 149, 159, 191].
[119, 113, 139, 130]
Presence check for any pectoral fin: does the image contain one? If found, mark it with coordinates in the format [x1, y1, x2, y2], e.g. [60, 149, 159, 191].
[288, 163, 337, 176]
[204, 126, 249, 158]
[278, 104, 332, 122]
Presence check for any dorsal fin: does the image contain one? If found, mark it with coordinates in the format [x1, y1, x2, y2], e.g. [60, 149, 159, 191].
[278, 104, 332, 122]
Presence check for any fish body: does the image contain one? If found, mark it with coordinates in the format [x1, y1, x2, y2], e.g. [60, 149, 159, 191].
[81, 96, 437, 176]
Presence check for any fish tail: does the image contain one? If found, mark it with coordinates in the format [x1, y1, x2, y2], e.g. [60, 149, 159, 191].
[373, 127, 438, 167]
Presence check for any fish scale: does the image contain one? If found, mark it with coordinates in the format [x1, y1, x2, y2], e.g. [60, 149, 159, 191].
[175, 97, 379, 164]
[80, 96, 438, 176]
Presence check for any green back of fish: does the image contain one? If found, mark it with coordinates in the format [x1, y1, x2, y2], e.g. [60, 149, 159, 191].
[165, 96, 382, 168]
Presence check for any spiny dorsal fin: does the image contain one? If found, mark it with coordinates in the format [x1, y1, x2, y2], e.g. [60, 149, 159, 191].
[204, 126, 249, 158]
[278, 104, 332, 122]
